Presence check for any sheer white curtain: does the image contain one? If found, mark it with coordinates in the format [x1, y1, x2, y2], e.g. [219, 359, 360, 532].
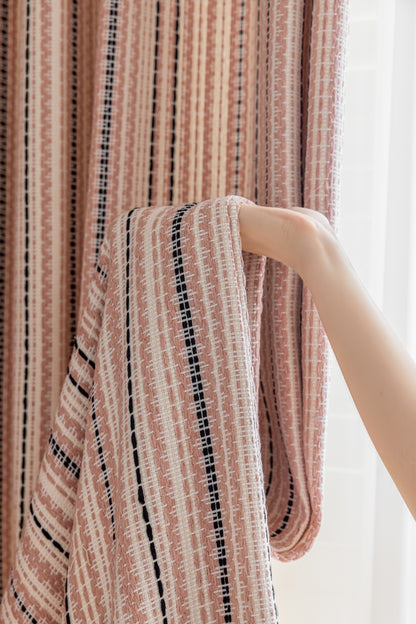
[271, 0, 416, 622]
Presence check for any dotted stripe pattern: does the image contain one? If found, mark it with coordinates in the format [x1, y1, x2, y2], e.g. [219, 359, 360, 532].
[94, 0, 119, 264]
[0, 0, 8, 597]
[20, 0, 31, 538]
[172, 203, 232, 624]
[125, 207, 168, 624]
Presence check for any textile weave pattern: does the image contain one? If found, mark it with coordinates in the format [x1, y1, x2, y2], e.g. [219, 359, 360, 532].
[0, 196, 289, 623]
[0, 0, 349, 602]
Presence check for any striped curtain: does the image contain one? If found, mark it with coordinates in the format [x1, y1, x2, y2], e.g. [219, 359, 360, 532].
[0, 0, 348, 598]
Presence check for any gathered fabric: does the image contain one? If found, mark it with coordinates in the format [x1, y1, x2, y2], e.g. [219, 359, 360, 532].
[0, 196, 326, 623]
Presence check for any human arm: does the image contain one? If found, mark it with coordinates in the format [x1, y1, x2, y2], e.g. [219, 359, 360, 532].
[238, 202, 416, 520]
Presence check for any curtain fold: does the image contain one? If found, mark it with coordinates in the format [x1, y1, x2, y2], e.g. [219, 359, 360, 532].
[0, 0, 348, 603]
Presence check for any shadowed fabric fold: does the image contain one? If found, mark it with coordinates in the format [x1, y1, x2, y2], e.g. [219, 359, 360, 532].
[0, 195, 327, 623]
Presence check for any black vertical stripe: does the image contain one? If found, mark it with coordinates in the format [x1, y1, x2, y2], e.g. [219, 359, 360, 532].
[0, 0, 8, 596]
[254, 0, 260, 204]
[270, 468, 295, 536]
[69, 0, 78, 339]
[20, 0, 31, 537]
[96, 262, 108, 280]
[94, 0, 118, 264]
[300, 0, 313, 207]
[49, 432, 80, 479]
[266, 331, 295, 535]
[172, 204, 232, 624]
[300, 0, 306, 204]
[125, 208, 168, 624]
[234, 0, 245, 194]
[169, 0, 180, 203]
[29, 501, 69, 558]
[73, 337, 96, 369]
[261, 368, 295, 535]
[300, 0, 313, 206]
[64, 573, 71, 623]
[260, 379, 274, 498]
[67, 370, 89, 398]
[11, 574, 39, 623]
[265, 0, 270, 206]
[262, 506, 280, 624]
[148, 1, 161, 205]
[91, 390, 115, 541]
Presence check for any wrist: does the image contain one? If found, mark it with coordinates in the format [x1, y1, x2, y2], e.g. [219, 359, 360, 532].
[298, 218, 343, 287]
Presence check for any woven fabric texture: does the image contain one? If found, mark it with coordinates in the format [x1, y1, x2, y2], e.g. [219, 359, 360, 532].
[0, 0, 349, 615]
[0, 196, 282, 622]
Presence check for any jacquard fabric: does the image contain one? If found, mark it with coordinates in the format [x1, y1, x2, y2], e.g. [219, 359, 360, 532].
[0, 195, 331, 622]
[0, 0, 349, 611]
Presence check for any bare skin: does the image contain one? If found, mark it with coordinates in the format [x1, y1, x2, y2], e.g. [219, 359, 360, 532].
[238, 202, 416, 520]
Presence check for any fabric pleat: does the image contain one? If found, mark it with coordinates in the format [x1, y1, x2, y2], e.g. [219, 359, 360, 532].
[0, 0, 349, 610]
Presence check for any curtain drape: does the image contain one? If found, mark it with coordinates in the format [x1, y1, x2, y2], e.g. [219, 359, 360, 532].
[0, 0, 348, 605]
[272, 1, 416, 622]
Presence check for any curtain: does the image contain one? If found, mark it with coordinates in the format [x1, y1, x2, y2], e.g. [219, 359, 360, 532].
[0, 0, 348, 603]
[272, 1, 416, 622]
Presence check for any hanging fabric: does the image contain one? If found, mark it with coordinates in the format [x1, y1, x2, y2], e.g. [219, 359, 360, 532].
[1, 196, 275, 622]
[0, 0, 349, 614]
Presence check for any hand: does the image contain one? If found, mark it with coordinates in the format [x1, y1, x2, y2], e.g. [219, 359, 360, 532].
[238, 201, 338, 282]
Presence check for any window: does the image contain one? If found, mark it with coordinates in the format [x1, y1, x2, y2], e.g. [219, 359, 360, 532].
[272, 1, 416, 622]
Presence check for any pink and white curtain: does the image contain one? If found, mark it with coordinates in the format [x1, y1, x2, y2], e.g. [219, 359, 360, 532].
[0, 0, 348, 606]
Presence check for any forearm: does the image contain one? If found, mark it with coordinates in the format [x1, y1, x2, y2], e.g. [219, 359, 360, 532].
[239, 201, 416, 519]
[305, 234, 416, 518]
